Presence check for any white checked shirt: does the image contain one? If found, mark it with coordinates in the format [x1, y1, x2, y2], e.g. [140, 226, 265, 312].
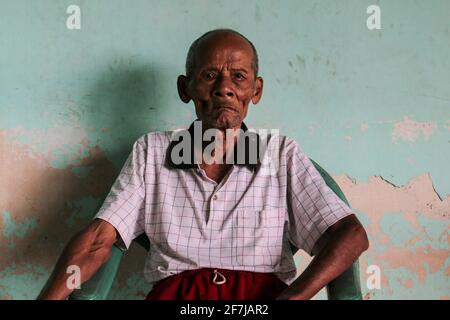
[95, 122, 354, 285]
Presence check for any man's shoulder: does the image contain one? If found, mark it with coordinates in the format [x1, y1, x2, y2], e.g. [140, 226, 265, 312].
[134, 130, 176, 148]
[266, 133, 310, 165]
[133, 127, 193, 155]
[263, 132, 301, 152]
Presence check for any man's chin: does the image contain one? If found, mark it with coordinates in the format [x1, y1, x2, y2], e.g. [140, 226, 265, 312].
[209, 118, 241, 130]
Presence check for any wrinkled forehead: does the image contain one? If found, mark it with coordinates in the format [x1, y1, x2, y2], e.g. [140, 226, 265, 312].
[194, 33, 255, 70]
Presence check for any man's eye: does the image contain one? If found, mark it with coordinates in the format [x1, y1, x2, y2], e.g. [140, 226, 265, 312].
[234, 73, 245, 80]
[204, 72, 216, 80]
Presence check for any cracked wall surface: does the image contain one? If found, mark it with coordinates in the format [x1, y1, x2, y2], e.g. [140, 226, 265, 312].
[1, 0, 449, 299]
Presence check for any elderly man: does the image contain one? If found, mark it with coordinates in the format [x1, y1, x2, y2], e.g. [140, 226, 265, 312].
[39, 29, 369, 300]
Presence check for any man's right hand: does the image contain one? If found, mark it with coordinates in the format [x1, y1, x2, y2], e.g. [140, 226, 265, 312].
[37, 219, 118, 300]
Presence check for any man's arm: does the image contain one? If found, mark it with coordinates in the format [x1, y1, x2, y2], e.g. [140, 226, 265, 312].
[37, 219, 118, 300]
[276, 214, 369, 300]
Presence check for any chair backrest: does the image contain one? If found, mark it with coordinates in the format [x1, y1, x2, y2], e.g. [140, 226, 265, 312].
[69, 159, 363, 300]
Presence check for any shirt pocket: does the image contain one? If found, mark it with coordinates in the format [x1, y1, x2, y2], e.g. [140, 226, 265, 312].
[234, 208, 286, 267]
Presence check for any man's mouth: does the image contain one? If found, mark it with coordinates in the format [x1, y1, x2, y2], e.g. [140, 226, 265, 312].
[215, 105, 236, 112]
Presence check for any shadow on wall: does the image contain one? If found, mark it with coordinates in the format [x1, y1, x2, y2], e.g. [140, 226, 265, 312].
[79, 62, 170, 298]
[83, 59, 170, 167]
[0, 59, 165, 299]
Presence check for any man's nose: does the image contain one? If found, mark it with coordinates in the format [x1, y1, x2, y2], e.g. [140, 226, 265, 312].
[212, 76, 234, 98]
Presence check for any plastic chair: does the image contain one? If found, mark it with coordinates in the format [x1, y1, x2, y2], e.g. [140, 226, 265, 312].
[68, 159, 363, 300]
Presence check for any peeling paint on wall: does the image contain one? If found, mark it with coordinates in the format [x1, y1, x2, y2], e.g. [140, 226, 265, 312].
[333, 174, 449, 299]
[360, 122, 369, 132]
[392, 117, 437, 143]
[0, 129, 119, 298]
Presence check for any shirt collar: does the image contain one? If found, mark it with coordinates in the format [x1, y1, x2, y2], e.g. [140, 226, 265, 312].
[165, 120, 262, 170]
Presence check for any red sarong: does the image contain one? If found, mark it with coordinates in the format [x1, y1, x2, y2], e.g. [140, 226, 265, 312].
[146, 268, 287, 300]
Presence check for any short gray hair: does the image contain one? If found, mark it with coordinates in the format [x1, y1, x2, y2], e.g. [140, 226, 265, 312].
[185, 29, 259, 78]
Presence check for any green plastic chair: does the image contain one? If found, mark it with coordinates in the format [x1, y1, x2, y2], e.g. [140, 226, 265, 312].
[69, 159, 363, 300]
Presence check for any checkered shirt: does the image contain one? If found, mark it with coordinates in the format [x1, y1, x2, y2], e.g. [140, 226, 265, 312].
[95, 122, 354, 285]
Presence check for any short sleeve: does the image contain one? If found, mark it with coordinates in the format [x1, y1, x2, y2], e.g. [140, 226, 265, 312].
[95, 137, 147, 250]
[286, 140, 353, 255]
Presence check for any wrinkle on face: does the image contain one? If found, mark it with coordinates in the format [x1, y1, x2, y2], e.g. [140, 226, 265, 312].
[185, 32, 262, 130]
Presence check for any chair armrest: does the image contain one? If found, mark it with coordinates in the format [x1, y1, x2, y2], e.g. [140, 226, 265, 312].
[309, 159, 364, 300]
[68, 245, 124, 300]
[326, 260, 363, 300]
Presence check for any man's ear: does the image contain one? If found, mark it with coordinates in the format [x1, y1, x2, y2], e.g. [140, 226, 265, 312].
[251, 76, 263, 104]
[177, 75, 191, 103]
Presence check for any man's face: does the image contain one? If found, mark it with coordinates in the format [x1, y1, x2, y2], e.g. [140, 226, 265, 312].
[178, 33, 263, 130]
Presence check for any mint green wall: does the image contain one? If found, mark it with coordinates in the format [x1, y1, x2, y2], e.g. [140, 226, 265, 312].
[0, 0, 448, 299]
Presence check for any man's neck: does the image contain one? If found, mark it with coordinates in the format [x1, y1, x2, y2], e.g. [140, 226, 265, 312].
[198, 123, 242, 165]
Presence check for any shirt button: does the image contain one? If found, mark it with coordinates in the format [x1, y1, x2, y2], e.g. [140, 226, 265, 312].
[212, 195, 218, 200]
